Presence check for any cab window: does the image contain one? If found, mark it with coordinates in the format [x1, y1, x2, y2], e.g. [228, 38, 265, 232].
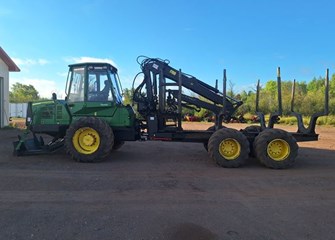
[87, 68, 113, 102]
[68, 67, 85, 102]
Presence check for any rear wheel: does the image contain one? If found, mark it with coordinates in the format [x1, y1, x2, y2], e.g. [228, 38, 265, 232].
[208, 128, 249, 168]
[203, 126, 225, 151]
[203, 126, 215, 151]
[243, 125, 262, 133]
[65, 117, 114, 162]
[253, 129, 298, 169]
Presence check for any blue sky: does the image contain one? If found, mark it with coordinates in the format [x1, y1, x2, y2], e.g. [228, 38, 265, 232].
[1, 0, 334, 98]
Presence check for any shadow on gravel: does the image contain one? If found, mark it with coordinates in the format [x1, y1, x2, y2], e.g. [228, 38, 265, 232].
[247, 147, 335, 170]
[1, 129, 335, 170]
[165, 222, 219, 240]
[294, 147, 335, 169]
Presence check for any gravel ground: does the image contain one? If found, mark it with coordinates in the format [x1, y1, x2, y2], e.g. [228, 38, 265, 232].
[0, 123, 334, 240]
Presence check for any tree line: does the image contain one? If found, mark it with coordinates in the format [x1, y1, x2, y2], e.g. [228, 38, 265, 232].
[10, 73, 335, 118]
[9, 83, 40, 103]
[237, 73, 335, 116]
[122, 73, 334, 120]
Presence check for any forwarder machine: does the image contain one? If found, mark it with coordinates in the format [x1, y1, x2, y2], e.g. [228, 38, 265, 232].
[13, 57, 330, 169]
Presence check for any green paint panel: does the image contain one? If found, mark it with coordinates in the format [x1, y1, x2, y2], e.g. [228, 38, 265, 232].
[30, 100, 71, 126]
[70, 103, 135, 127]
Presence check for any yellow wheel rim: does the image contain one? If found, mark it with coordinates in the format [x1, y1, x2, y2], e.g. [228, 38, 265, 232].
[267, 139, 290, 161]
[72, 127, 100, 154]
[219, 138, 241, 160]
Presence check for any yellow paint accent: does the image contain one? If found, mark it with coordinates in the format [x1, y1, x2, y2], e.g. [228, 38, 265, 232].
[169, 70, 177, 76]
[219, 138, 241, 160]
[267, 139, 290, 161]
[72, 127, 100, 154]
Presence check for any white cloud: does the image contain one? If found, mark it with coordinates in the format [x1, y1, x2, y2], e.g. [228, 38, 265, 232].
[65, 56, 117, 67]
[38, 59, 49, 65]
[12, 58, 50, 66]
[12, 58, 34, 66]
[10, 77, 64, 99]
[57, 71, 68, 77]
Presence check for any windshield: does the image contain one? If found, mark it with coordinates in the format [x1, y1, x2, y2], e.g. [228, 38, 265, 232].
[67, 67, 85, 102]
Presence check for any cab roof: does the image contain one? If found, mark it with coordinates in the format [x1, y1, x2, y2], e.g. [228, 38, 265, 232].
[68, 62, 118, 73]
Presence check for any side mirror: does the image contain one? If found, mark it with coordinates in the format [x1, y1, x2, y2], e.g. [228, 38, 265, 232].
[52, 93, 57, 101]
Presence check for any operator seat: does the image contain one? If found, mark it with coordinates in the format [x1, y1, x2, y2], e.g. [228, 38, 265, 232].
[99, 80, 111, 101]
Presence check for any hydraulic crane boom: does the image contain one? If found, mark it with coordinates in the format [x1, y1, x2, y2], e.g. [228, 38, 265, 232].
[133, 57, 242, 132]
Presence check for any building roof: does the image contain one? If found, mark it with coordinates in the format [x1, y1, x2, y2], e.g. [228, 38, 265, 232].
[0, 47, 20, 72]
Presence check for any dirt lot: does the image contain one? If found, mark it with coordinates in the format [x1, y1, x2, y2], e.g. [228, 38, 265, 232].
[0, 123, 334, 240]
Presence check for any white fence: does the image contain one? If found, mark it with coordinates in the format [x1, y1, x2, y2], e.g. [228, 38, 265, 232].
[9, 103, 28, 118]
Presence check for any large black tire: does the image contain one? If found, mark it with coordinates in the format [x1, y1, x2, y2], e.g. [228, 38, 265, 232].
[65, 117, 114, 162]
[203, 126, 226, 151]
[243, 125, 262, 133]
[208, 128, 250, 168]
[253, 129, 298, 169]
[243, 125, 262, 157]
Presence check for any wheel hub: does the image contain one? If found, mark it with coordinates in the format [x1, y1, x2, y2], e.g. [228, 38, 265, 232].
[219, 138, 241, 160]
[73, 127, 100, 154]
[82, 134, 96, 146]
[267, 139, 290, 161]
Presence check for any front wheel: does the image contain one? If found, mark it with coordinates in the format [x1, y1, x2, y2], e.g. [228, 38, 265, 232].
[65, 117, 114, 162]
[253, 129, 298, 169]
[208, 128, 249, 168]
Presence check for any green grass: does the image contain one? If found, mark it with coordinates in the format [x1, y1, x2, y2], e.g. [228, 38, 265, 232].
[7, 118, 26, 129]
[10, 117, 25, 121]
[278, 115, 335, 126]
[242, 113, 335, 126]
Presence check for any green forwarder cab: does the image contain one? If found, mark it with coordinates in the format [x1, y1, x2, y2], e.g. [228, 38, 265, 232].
[19, 62, 139, 162]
